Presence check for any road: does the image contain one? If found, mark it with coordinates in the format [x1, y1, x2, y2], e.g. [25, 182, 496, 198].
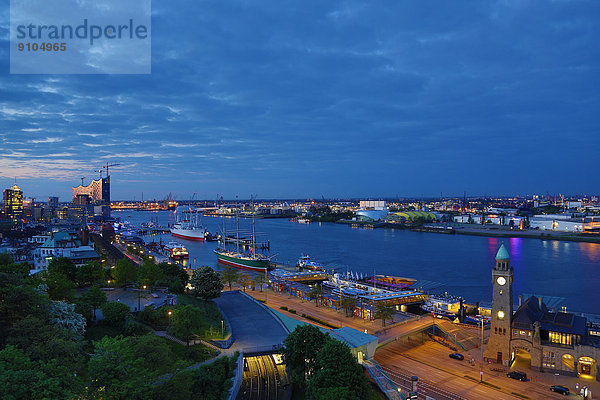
[376, 339, 587, 399]
[237, 354, 290, 400]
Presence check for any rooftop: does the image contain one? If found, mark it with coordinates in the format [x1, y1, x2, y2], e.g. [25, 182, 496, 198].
[330, 327, 378, 349]
[495, 243, 510, 260]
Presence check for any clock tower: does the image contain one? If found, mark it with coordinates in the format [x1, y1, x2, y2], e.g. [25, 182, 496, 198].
[483, 243, 513, 365]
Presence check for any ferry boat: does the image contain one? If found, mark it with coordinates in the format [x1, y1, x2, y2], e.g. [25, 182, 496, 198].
[214, 248, 272, 272]
[421, 294, 463, 319]
[164, 241, 189, 260]
[297, 255, 326, 272]
[171, 209, 206, 241]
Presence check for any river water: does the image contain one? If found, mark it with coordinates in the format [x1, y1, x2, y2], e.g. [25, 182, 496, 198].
[113, 210, 600, 314]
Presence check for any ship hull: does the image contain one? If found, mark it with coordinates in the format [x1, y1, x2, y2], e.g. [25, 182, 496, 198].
[171, 228, 205, 241]
[214, 250, 271, 272]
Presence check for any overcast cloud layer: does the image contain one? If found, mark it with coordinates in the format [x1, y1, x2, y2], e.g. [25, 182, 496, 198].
[1, 1, 599, 201]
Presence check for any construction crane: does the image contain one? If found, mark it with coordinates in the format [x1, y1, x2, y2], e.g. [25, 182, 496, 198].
[101, 162, 121, 177]
[80, 177, 86, 186]
[93, 169, 103, 179]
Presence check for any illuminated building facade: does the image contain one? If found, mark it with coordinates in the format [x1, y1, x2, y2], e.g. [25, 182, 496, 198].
[484, 244, 600, 381]
[72, 177, 110, 205]
[3, 184, 24, 223]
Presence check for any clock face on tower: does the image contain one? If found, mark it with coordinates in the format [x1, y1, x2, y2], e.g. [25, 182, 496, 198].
[497, 276, 506, 286]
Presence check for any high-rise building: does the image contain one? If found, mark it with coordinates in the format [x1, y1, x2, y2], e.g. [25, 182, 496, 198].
[72, 177, 110, 205]
[3, 183, 24, 223]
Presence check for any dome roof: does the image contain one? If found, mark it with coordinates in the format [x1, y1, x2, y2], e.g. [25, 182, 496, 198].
[496, 243, 510, 260]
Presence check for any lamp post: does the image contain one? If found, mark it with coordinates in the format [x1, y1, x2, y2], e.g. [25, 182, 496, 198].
[138, 285, 146, 311]
[221, 319, 224, 338]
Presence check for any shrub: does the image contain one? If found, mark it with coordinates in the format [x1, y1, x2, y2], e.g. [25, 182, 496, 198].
[280, 306, 288, 311]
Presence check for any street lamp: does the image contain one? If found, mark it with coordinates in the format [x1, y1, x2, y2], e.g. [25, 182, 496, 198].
[221, 319, 224, 338]
[138, 285, 147, 311]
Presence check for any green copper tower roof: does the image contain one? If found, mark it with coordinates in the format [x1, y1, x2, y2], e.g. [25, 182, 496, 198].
[496, 243, 510, 260]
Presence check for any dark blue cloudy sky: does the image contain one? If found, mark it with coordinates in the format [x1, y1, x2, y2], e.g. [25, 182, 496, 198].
[1, 1, 599, 201]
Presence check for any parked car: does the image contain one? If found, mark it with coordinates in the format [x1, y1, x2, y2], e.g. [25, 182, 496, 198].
[449, 353, 464, 360]
[507, 371, 528, 381]
[550, 386, 569, 395]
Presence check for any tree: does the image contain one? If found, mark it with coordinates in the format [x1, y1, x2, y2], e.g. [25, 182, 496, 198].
[80, 285, 107, 320]
[138, 260, 164, 288]
[283, 324, 329, 389]
[169, 305, 203, 346]
[88, 335, 179, 399]
[374, 301, 396, 327]
[48, 300, 86, 336]
[112, 258, 137, 286]
[156, 262, 188, 293]
[100, 301, 131, 326]
[46, 271, 74, 301]
[237, 273, 253, 293]
[252, 274, 266, 292]
[307, 339, 370, 400]
[48, 257, 77, 282]
[339, 295, 356, 317]
[0, 345, 77, 400]
[308, 284, 324, 306]
[190, 266, 224, 301]
[75, 261, 104, 286]
[220, 266, 238, 290]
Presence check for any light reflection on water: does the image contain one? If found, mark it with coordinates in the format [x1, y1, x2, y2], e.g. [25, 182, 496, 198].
[114, 211, 600, 314]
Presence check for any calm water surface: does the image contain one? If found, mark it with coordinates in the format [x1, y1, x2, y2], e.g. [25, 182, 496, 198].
[113, 210, 600, 314]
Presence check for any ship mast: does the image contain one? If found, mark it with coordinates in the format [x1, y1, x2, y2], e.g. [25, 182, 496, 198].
[235, 195, 240, 254]
[251, 195, 256, 260]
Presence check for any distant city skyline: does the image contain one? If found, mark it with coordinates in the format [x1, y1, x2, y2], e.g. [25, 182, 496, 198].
[1, 1, 599, 200]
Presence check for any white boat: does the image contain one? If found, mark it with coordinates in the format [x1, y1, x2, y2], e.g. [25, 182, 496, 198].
[171, 209, 207, 241]
[164, 241, 189, 259]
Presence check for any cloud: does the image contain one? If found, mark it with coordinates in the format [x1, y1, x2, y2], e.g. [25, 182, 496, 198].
[0, 0, 598, 198]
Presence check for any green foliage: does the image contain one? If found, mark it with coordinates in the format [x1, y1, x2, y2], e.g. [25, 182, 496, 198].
[100, 301, 131, 326]
[138, 260, 164, 288]
[75, 261, 104, 286]
[283, 325, 329, 389]
[0, 253, 14, 266]
[237, 273, 253, 292]
[0, 260, 29, 275]
[48, 257, 77, 282]
[307, 339, 369, 400]
[303, 315, 340, 329]
[0, 345, 78, 400]
[123, 319, 151, 336]
[340, 295, 356, 317]
[112, 258, 137, 286]
[156, 262, 189, 293]
[220, 266, 238, 290]
[190, 266, 224, 301]
[80, 285, 107, 320]
[88, 334, 182, 399]
[308, 284, 324, 306]
[46, 271, 75, 301]
[48, 300, 86, 336]
[153, 354, 238, 400]
[169, 305, 203, 345]
[374, 301, 396, 327]
[252, 273, 266, 291]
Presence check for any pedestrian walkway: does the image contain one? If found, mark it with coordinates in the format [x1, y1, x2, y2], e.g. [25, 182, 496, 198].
[213, 291, 288, 353]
